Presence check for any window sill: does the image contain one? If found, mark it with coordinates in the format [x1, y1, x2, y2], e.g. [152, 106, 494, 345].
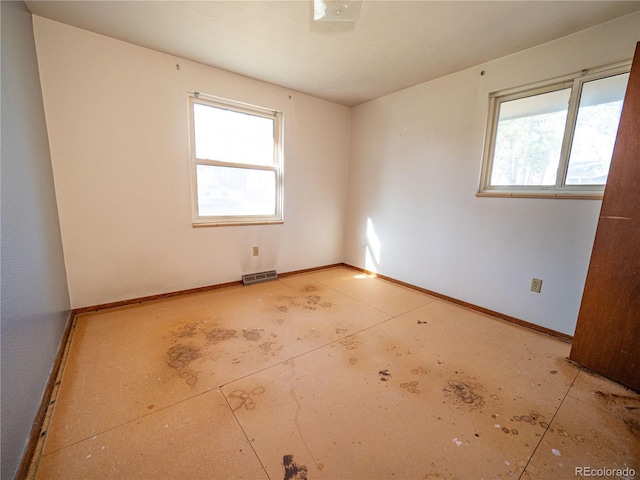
[476, 190, 603, 200]
[193, 220, 284, 228]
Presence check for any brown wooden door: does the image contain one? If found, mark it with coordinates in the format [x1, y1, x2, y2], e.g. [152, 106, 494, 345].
[569, 42, 640, 391]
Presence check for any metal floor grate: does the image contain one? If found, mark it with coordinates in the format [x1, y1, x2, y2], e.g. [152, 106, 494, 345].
[242, 270, 278, 286]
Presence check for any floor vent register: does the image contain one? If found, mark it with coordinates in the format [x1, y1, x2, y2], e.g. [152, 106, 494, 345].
[242, 270, 278, 286]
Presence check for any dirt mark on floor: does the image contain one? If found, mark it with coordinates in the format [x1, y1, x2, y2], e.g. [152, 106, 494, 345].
[166, 321, 262, 386]
[227, 386, 266, 411]
[443, 380, 485, 410]
[174, 322, 199, 337]
[339, 335, 361, 350]
[553, 424, 586, 443]
[166, 344, 201, 387]
[259, 341, 285, 356]
[204, 328, 237, 344]
[167, 344, 201, 369]
[401, 381, 420, 394]
[512, 412, 540, 426]
[242, 329, 262, 341]
[276, 293, 332, 312]
[500, 426, 518, 435]
[283, 454, 307, 480]
[594, 390, 640, 437]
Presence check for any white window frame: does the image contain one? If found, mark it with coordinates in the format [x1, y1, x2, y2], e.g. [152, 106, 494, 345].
[188, 92, 284, 226]
[478, 61, 631, 199]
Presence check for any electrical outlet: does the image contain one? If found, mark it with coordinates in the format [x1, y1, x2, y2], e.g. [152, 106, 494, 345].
[252, 246, 259, 256]
[530, 278, 542, 293]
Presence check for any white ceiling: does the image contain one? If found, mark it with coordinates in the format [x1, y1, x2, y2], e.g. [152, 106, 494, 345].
[26, 1, 640, 107]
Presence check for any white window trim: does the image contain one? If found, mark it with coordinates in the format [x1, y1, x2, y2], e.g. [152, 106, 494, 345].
[478, 61, 631, 199]
[188, 92, 284, 226]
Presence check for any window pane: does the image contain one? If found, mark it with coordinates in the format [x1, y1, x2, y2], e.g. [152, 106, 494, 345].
[196, 165, 276, 217]
[565, 73, 629, 185]
[194, 103, 274, 166]
[490, 88, 571, 186]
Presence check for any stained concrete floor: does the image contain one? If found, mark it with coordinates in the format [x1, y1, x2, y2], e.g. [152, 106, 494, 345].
[28, 267, 639, 479]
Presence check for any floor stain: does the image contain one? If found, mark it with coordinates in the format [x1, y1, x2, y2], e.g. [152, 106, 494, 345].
[539, 421, 552, 431]
[166, 344, 202, 387]
[554, 424, 586, 444]
[174, 322, 198, 337]
[349, 358, 358, 365]
[242, 329, 262, 341]
[512, 412, 540, 425]
[259, 341, 284, 356]
[401, 381, 420, 394]
[167, 344, 201, 370]
[307, 295, 321, 304]
[594, 390, 640, 437]
[177, 368, 199, 386]
[252, 386, 265, 395]
[283, 454, 307, 480]
[443, 380, 485, 410]
[205, 328, 237, 344]
[276, 294, 332, 312]
[339, 335, 361, 350]
[412, 367, 428, 375]
[227, 386, 265, 411]
[165, 323, 241, 386]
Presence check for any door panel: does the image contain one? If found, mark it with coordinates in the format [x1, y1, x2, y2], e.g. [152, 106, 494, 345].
[569, 42, 640, 391]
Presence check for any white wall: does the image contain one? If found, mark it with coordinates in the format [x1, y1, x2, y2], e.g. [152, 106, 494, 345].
[33, 16, 350, 309]
[1, 3, 71, 478]
[344, 13, 640, 336]
[33, 12, 639, 332]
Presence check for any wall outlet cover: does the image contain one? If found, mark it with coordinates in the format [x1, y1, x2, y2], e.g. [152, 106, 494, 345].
[530, 278, 543, 293]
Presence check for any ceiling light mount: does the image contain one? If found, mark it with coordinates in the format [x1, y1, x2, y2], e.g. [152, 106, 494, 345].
[314, 0, 362, 22]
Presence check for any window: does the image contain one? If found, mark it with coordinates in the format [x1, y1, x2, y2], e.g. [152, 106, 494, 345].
[478, 63, 630, 198]
[188, 93, 283, 226]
